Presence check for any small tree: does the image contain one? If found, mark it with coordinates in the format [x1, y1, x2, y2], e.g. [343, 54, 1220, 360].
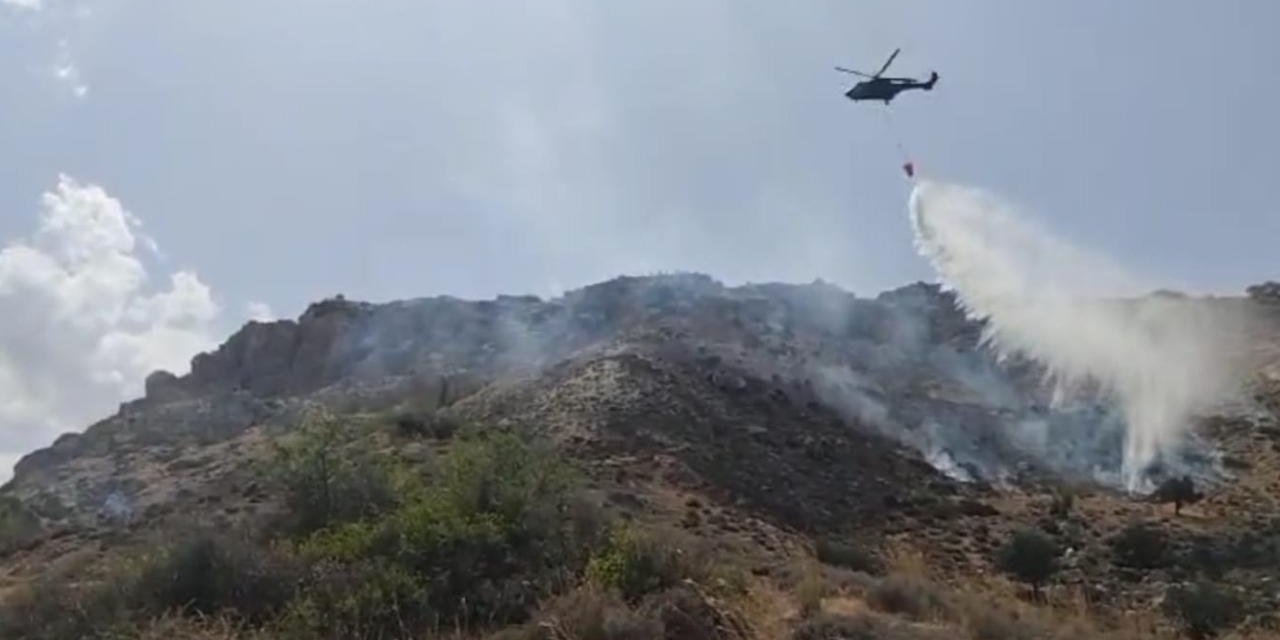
[1152, 475, 1202, 516]
[1163, 581, 1242, 639]
[996, 529, 1060, 599]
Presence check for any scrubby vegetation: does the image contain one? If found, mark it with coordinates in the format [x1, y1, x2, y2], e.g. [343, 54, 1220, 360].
[2, 409, 1274, 640]
[0, 416, 594, 639]
[0, 496, 42, 556]
[1111, 522, 1171, 570]
[1163, 582, 1243, 639]
[268, 411, 398, 535]
[995, 529, 1060, 598]
[815, 538, 882, 575]
[0, 414, 748, 640]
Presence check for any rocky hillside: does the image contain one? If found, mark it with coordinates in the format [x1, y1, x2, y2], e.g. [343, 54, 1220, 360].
[2, 274, 1279, 638]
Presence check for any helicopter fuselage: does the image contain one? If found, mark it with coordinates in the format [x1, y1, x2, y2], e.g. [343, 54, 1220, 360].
[844, 73, 937, 103]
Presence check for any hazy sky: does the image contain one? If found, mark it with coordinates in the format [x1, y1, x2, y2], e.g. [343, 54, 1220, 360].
[1, 0, 1277, 475]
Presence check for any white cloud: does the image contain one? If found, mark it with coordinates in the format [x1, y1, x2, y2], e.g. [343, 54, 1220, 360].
[53, 39, 88, 98]
[245, 301, 275, 322]
[0, 176, 224, 481]
[2, 0, 44, 10]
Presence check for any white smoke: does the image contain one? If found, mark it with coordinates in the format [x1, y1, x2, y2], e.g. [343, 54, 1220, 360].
[909, 180, 1246, 491]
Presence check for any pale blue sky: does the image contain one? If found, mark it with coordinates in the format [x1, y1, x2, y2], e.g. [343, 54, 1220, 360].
[0, 1, 1278, 472]
[4, 1, 1275, 312]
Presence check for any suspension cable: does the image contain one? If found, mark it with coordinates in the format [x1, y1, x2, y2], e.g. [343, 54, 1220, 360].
[879, 106, 917, 180]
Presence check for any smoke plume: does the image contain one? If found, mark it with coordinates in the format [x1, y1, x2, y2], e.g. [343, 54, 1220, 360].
[909, 180, 1246, 491]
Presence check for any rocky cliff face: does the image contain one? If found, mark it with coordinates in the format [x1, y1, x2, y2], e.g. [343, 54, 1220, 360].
[5, 274, 1264, 541]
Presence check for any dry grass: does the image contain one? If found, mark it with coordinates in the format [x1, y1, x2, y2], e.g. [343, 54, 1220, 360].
[794, 561, 827, 617]
[883, 543, 932, 578]
[866, 573, 952, 622]
[735, 579, 798, 640]
[533, 585, 661, 640]
[130, 613, 260, 640]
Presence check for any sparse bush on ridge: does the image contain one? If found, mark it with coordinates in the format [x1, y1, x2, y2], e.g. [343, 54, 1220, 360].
[1111, 522, 1171, 570]
[995, 529, 1060, 598]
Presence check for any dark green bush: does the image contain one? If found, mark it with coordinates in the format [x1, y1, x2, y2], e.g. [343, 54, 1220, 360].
[1111, 523, 1170, 570]
[1162, 581, 1242, 639]
[131, 532, 299, 623]
[815, 538, 882, 575]
[393, 411, 458, 439]
[995, 529, 1060, 597]
[0, 572, 132, 640]
[1151, 476, 1201, 515]
[0, 495, 42, 555]
[0, 532, 294, 638]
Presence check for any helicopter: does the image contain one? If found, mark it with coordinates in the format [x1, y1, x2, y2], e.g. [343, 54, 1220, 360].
[835, 49, 938, 104]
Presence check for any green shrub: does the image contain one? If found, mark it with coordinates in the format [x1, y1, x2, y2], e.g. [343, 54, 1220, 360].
[1162, 582, 1242, 639]
[995, 529, 1060, 597]
[130, 532, 299, 623]
[0, 495, 42, 555]
[274, 559, 430, 640]
[438, 430, 578, 526]
[299, 429, 598, 631]
[815, 538, 882, 574]
[270, 411, 397, 535]
[586, 527, 690, 602]
[1111, 523, 1170, 570]
[0, 572, 132, 640]
[0, 533, 294, 638]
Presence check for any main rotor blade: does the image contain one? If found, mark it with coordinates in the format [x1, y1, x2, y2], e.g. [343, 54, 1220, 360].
[834, 66, 874, 78]
[874, 48, 901, 77]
